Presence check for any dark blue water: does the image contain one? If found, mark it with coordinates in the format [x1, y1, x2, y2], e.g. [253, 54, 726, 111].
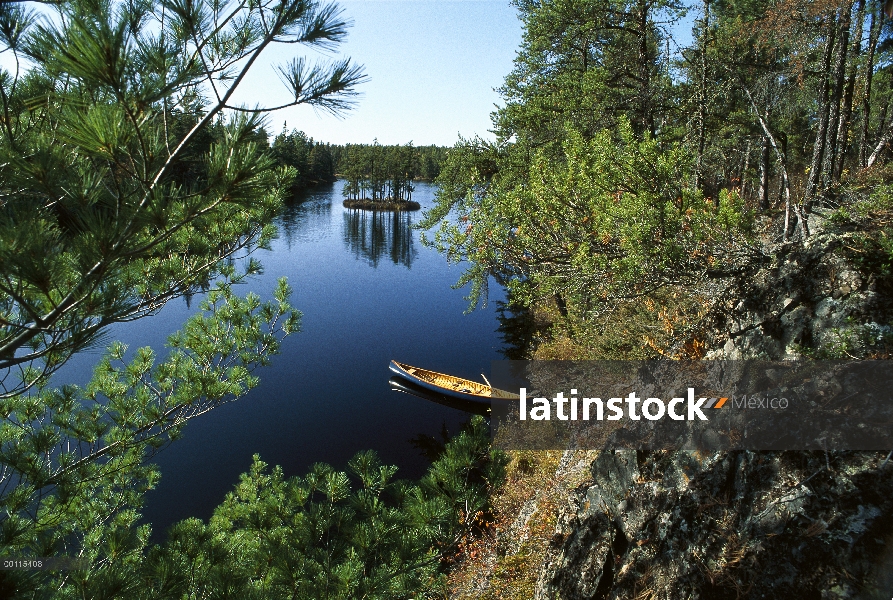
[58, 181, 508, 537]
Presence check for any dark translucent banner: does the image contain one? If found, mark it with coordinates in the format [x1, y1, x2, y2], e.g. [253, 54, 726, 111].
[489, 361, 893, 451]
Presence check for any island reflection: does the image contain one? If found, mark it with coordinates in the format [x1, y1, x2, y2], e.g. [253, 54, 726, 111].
[343, 208, 417, 268]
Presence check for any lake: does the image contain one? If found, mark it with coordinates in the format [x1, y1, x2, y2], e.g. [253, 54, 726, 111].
[59, 180, 515, 538]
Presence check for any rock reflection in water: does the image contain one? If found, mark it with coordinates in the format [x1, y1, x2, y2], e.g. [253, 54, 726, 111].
[343, 208, 417, 268]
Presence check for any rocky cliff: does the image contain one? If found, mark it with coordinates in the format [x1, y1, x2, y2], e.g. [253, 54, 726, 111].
[536, 448, 892, 599]
[534, 212, 893, 599]
[449, 207, 893, 600]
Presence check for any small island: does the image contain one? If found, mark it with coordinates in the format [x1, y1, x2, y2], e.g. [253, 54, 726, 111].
[340, 141, 424, 211]
[343, 198, 421, 210]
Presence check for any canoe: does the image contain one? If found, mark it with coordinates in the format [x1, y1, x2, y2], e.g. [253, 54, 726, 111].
[388, 360, 520, 403]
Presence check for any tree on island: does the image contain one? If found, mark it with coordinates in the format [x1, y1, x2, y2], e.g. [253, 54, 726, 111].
[385, 141, 416, 203]
[340, 141, 420, 208]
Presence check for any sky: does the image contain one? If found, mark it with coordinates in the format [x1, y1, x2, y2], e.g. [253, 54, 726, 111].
[0, 0, 698, 147]
[232, 1, 525, 146]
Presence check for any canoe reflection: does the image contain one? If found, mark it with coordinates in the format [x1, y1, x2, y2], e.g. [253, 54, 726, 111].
[388, 376, 491, 416]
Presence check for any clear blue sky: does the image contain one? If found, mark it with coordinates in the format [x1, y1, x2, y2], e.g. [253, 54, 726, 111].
[0, 1, 695, 147]
[234, 1, 524, 147]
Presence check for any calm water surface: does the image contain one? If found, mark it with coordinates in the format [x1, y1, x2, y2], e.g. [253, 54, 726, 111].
[60, 180, 510, 537]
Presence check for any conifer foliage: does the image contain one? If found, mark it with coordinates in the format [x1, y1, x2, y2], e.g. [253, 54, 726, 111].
[424, 0, 893, 355]
[0, 0, 375, 595]
[129, 417, 505, 600]
[5, 414, 504, 598]
[0, 0, 365, 396]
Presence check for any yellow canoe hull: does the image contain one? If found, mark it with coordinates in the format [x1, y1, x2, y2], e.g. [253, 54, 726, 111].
[389, 360, 519, 402]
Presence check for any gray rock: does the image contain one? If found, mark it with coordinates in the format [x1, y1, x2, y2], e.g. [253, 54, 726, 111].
[536, 450, 893, 600]
[532, 229, 893, 600]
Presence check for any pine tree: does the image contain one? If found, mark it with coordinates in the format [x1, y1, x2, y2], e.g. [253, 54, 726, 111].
[0, 0, 363, 592]
[0, 0, 365, 397]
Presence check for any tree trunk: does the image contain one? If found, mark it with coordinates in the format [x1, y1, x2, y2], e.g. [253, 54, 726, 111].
[741, 138, 751, 201]
[743, 86, 798, 240]
[758, 134, 771, 210]
[867, 72, 893, 166]
[859, 1, 881, 167]
[820, 3, 852, 192]
[804, 20, 837, 204]
[874, 71, 893, 146]
[867, 115, 893, 167]
[834, 0, 864, 181]
[777, 132, 789, 208]
[637, 0, 655, 137]
[694, 0, 710, 192]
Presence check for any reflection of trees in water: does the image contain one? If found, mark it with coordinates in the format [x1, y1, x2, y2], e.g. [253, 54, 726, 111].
[272, 182, 337, 248]
[495, 300, 536, 359]
[276, 198, 333, 248]
[343, 209, 417, 268]
[410, 423, 452, 462]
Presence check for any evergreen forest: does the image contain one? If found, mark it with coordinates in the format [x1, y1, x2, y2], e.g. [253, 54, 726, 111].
[423, 0, 893, 360]
[2, 0, 893, 597]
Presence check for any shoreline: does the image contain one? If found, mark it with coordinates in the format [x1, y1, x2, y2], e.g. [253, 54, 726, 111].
[342, 199, 421, 211]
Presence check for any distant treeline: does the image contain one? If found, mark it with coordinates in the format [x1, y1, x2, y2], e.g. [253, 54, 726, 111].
[269, 129, 338, 189]
[267, 128, 448, 195]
